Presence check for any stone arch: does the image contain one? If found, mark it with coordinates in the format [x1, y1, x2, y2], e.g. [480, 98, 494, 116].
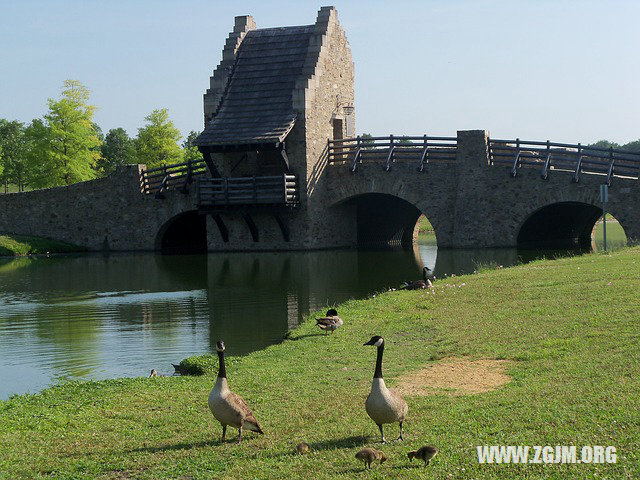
[330, 191, 441, 249]
[155, 210, 207, 254]
[516, 199, 630, 249]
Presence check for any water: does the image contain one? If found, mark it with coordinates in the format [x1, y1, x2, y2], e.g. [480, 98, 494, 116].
[0, 238, 616, 399]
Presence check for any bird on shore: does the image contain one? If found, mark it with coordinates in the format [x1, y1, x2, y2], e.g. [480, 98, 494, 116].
[296, 442, 311, 454]
[355, 448, 387, 469]
[316, 308, 343, 335]
[400, 266, 434, 290]
[208, 340, 264, 443]
[363, 336, 408, 443]
[408, 445, 439, 466]
[149, 369, 158, 378]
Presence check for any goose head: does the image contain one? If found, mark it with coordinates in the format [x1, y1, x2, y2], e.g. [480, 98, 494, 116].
[363, 335, 384, 347]
[216, 340, 226, 353]
[326, 308, 338, 317]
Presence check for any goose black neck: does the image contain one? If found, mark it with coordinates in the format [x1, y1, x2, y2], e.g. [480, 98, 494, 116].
[374, 344, 384, 379]
[422, 269, 428, 281]
[217, 351, 226, 379]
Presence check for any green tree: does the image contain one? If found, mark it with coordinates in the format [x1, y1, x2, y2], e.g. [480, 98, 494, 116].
[98, 128, 136, 174]
[182, 130, 202, 164]
[0, 119, 28, 192]
[44, 80, 101, 185]
[23, 119, 54, 190]
[135, 108, 183, 168]
[622, 140, 640, 153]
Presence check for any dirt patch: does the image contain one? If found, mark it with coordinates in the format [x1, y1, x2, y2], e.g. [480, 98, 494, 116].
[396, 358, 512, 396]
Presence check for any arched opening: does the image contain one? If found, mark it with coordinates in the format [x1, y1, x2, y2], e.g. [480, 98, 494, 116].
[591, 214, 628, 251]
[157, 211, 207, 255]
[343, 193, 427, 249]
[517, 201, 620, 250]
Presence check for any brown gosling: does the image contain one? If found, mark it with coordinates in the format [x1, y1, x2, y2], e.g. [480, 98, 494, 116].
[355, 448, 387, 470]
[149, 369, 158, 378]
[296, 442, 311, 454]
[408, 445, 439, 466]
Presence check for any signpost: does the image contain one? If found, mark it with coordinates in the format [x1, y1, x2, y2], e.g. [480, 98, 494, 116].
[600, 184, 608, 251]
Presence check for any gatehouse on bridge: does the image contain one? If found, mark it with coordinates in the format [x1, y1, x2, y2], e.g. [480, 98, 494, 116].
[1, 6, 639, 253]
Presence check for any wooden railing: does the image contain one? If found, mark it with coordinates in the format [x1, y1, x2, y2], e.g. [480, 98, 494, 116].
[328, 135, 457, 172]
[196, 174, 299, 208]
[489, 139, 640, 184]
[140, 160, 208, 196]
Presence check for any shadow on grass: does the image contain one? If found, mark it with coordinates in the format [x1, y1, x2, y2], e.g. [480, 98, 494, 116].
[286, 332, 327, 341]
[309, 435, 369, 451]
[123, 438, 227, 454]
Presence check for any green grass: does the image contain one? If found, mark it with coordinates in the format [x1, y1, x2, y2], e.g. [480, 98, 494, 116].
[593, 219, 627, 250]
[0, 234, 84, 256]
[1, 248, 639, 479]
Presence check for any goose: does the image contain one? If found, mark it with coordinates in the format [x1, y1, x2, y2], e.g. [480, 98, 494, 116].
[400, 267, 434, 290]
[208, 340, 264, 443]
[316, 308, 343, 335]
[408, 445, 439, 466]
[364, 336, 408, 443]
[149, 369, 158, 378]
[296, 442, 311, 454]
[355, 448, 387, 469]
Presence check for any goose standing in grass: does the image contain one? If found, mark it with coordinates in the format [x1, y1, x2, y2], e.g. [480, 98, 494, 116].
[355, 448, 387, 469]
[208, 340, 263, 443]
[408, 445, 439, 466]
[400, 266, 434, 290]
[315, 309, 343, 335]
[363, 336, 408, 443]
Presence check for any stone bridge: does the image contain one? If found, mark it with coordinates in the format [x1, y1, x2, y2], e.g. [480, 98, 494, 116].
[0, 129, 638, 254]
[1, 7, 638, 253]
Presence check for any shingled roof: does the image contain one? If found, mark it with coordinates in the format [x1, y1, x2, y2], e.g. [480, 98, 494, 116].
[194, 24, 315, 148]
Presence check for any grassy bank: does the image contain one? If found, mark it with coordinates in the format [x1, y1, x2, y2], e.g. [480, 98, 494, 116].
[1, 249, 639, 479]
[0, 234, 84, 256]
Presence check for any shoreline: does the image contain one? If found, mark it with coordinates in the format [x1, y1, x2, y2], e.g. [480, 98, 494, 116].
[1, 247, 638, 478]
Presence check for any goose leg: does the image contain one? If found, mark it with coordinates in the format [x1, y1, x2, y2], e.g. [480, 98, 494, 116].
[398, 421, 404, 441]
[221, 425, 227, 442]
[377, 424, 386, 443]
[237, 425, 243, 444]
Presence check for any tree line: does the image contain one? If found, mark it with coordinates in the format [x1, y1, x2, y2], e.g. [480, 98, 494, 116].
[0, 80, 201, 193]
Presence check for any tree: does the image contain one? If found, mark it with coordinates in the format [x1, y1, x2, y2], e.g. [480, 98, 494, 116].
[135, 108, 183, 168]
[0, 119, 28, 192]
[98, 128, 136, 174]
[182, 130, 202, 164]
[23, 119, 54, 190]
[44, 80, 101, 185]
[621, 140, 640, 153]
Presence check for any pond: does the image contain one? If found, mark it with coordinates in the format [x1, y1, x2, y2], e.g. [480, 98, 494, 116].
[0, 225, 621, 399]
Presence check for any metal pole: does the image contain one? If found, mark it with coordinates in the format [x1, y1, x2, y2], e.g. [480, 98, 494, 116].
[603, 203, 607, 252]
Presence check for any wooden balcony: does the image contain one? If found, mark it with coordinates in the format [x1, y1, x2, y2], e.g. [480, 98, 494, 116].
[196, 175, 299, 209]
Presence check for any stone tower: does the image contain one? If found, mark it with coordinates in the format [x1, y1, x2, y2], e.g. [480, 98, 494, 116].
[194, 6, 356, 250]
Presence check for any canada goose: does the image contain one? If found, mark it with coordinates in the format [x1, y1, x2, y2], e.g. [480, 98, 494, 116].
[171, 363, 185, 375]
[408, 445, 439, 466]
[149, 369, 158, 378]
[363, 336, 408, 443]
[296, 442, 311, 454]
[400, 267, 434, 290]
[355, 448, 387, 469]
[316, 309, 343, 335]
[208, 340, 264, 443]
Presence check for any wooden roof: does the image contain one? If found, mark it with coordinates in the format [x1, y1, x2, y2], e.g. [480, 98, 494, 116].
[195, 25, 315, 148]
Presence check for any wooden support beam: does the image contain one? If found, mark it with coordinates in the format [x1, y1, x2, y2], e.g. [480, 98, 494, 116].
[273, 213, 290, 242]
[573, 144, 583, 183]
[243, 214, 259, 242]
[541, 141, 551, 180]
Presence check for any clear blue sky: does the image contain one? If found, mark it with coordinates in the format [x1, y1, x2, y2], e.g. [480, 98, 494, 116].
[1, 0, 638, 144]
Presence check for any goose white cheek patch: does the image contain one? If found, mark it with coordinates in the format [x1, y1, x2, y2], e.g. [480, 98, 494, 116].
[374, 338, 384, 347]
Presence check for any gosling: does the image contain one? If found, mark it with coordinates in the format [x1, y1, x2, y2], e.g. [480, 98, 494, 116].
[355, 448, 387, 470]
[296, 442, 311, 455]
[408, 445, 439, 466]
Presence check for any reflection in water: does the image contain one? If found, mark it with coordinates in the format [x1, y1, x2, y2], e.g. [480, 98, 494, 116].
[0, 238, 612, 399]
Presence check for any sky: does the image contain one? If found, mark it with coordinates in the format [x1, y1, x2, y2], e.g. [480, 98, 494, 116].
[1, 0, 639, 144]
